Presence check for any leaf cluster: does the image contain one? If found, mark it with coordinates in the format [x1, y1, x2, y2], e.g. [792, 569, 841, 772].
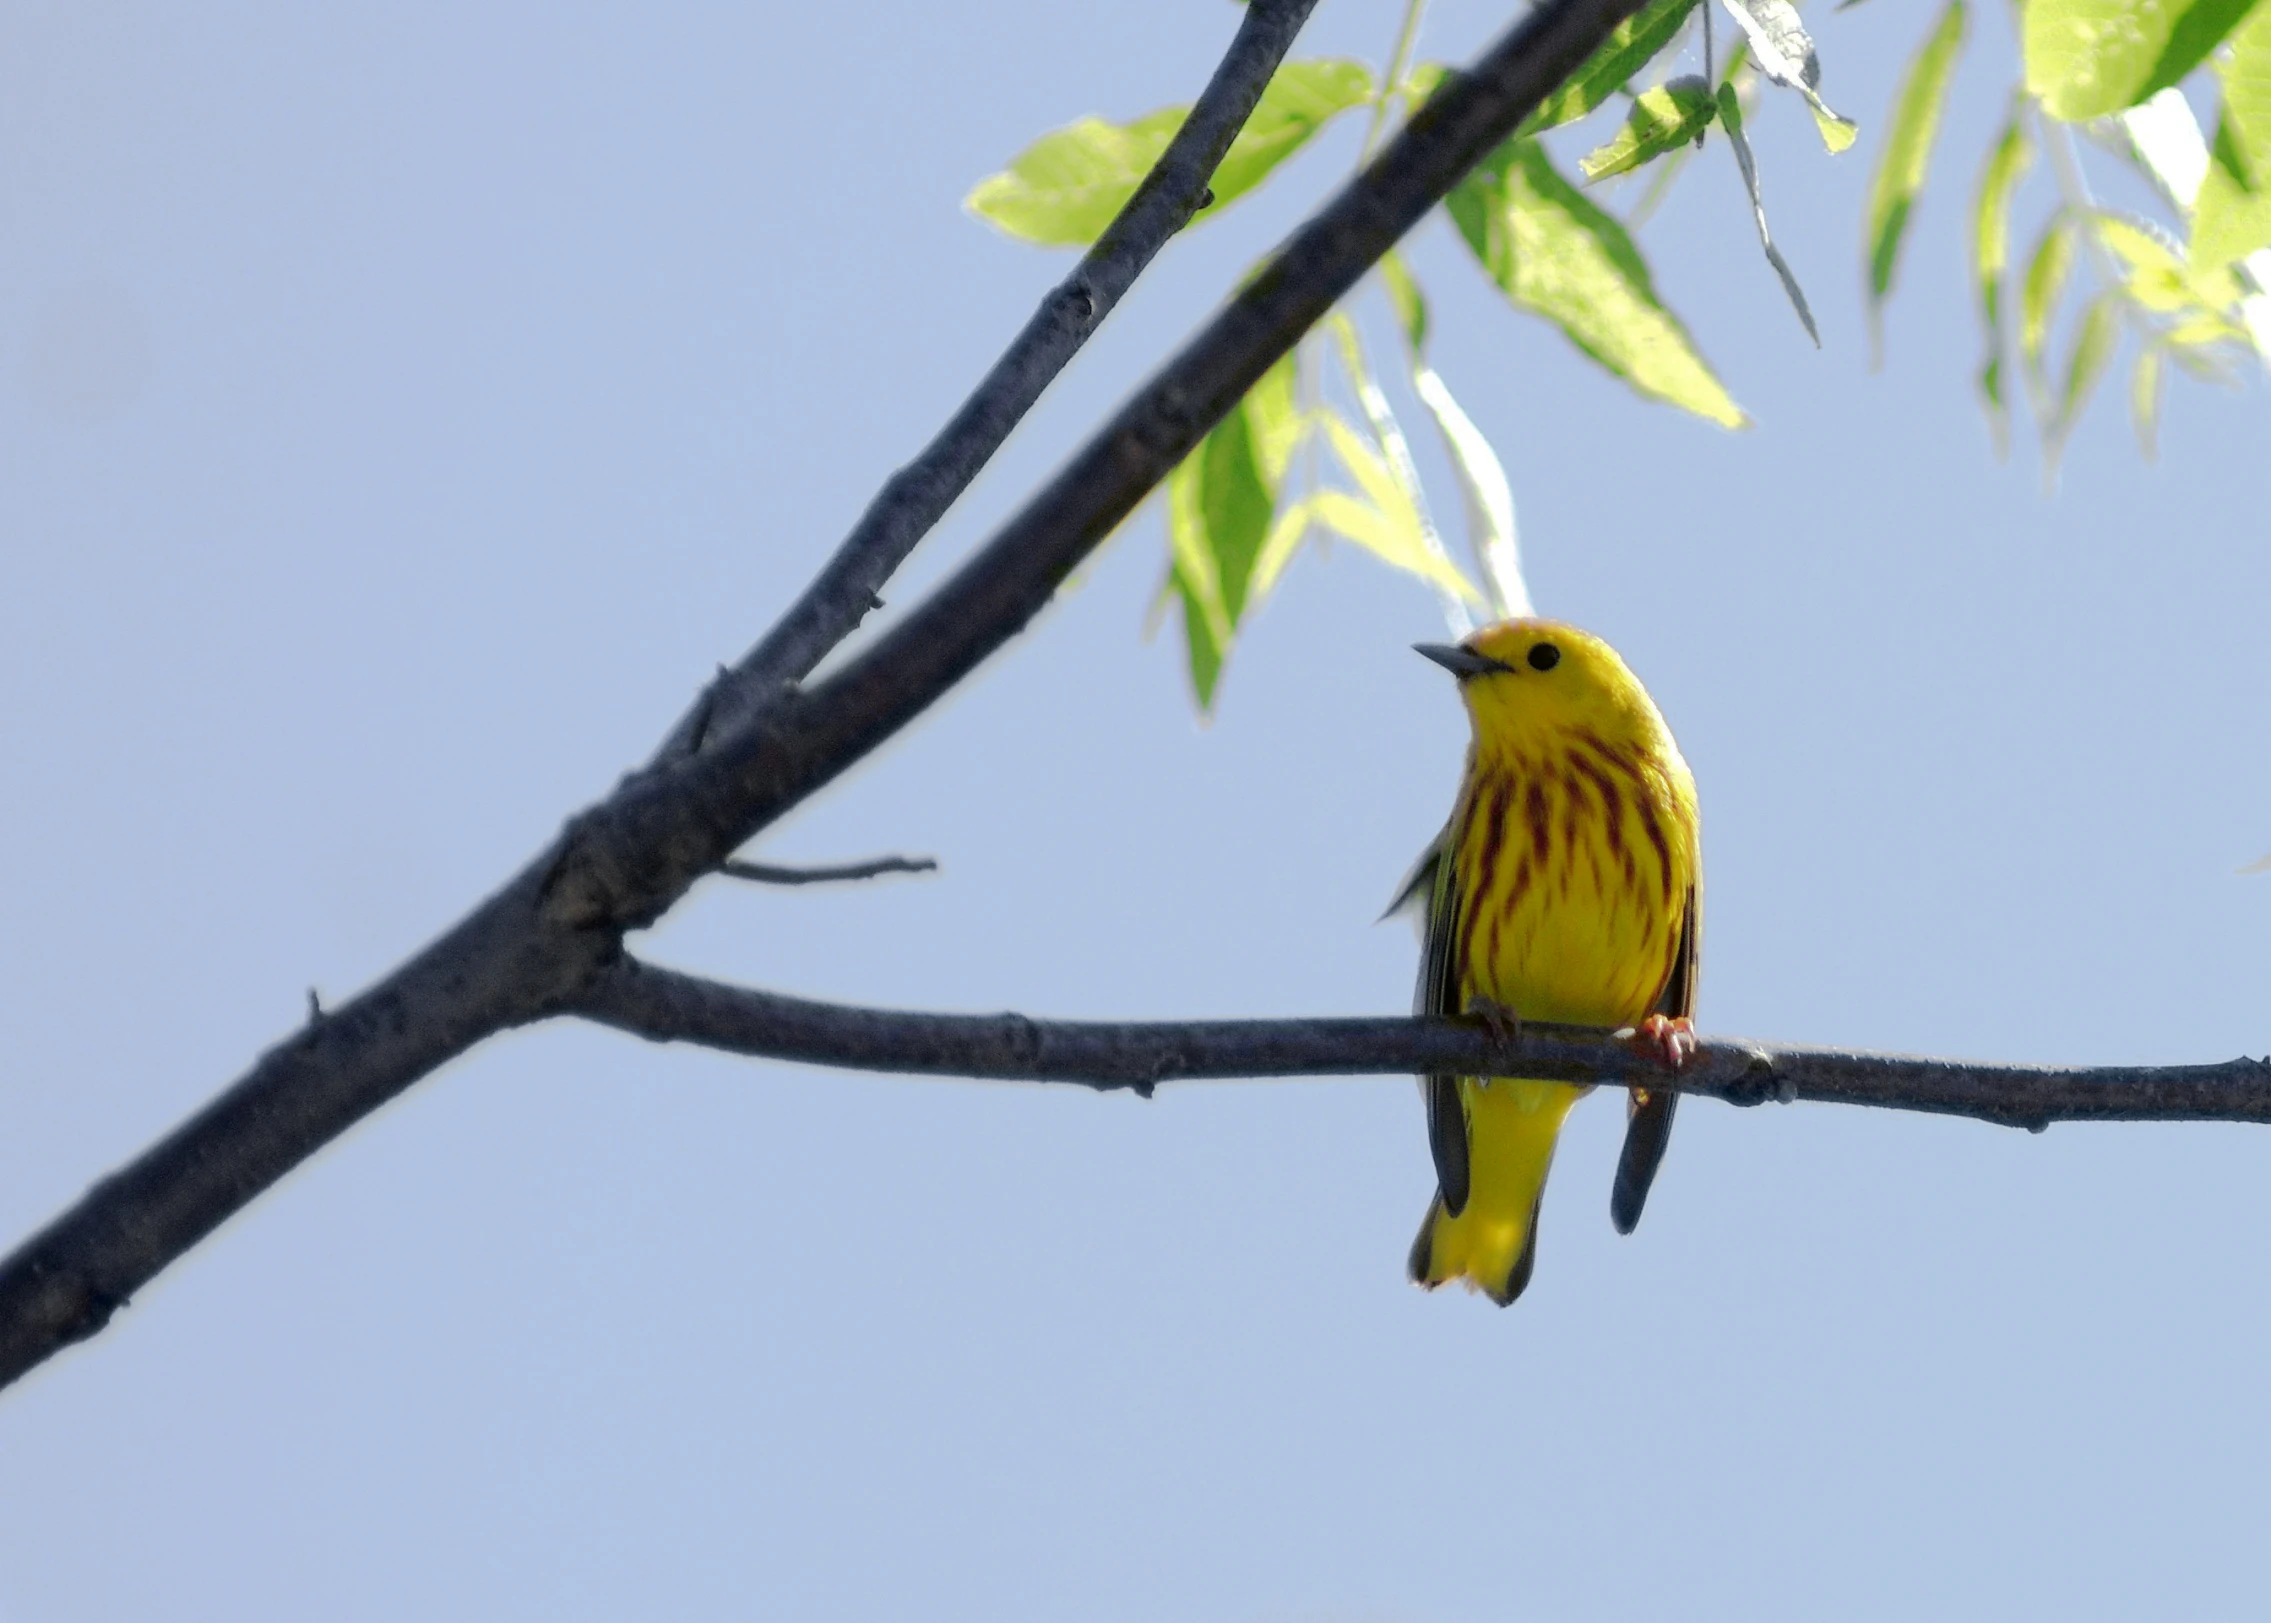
[1907, 0, 2270, 465]
[966, 0, 2270, 708]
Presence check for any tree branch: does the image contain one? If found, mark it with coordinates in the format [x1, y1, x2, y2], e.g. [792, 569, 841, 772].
[718, 855, 937, 885]
[0, 0, 1651, 1397]
[573, 959, 2271, 1129]
[661, 0, 1325, 759]
[542, 0, 1656, 935]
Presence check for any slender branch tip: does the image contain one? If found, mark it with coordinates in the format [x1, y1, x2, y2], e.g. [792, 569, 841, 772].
[719, 855, 939, 887]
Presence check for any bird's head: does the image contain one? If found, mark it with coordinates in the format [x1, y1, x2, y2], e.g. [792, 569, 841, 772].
[1415, 619, 1662, 751]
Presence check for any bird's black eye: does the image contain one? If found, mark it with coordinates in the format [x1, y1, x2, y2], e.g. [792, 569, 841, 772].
[1527, 642, 1560, 672]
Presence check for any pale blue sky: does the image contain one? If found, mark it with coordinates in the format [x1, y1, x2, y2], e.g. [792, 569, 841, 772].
[1, 2, 2267, 1619]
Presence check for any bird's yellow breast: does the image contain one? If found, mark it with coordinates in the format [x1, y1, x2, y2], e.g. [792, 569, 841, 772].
[1449, 727, 1696, 1028]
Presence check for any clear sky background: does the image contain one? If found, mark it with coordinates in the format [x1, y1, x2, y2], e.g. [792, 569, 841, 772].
[1, 2, 2266, 1619]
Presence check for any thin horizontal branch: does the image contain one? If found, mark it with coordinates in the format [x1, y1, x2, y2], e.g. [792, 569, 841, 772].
[664, 0, 1325, 758]
[719, 855, 937, 886]
[573, 959, 2271, 1130]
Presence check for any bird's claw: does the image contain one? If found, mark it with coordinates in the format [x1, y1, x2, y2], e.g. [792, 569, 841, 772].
[1467, 996, 1523, 1047]
[1628, 1013, 1696, 1072]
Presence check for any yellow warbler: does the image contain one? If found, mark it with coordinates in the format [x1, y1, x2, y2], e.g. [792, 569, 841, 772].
[1400, 619, 1701, 1306]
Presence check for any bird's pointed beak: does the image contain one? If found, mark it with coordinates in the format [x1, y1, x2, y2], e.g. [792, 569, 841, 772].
[1414, 642, 1512, 680]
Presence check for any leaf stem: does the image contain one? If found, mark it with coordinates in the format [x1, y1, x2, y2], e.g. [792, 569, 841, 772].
[1362, 0, 1434, 161]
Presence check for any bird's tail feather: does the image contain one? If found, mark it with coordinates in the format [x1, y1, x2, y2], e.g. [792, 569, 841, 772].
[1407, 1079, 1579, 1306]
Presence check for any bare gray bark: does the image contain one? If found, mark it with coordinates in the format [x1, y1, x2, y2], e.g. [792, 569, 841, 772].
[655, 0, 1327, 760]
[719, 856, 938, 886]
[0, 0, 1659, 1396]
[573, 959, 2271, 1130]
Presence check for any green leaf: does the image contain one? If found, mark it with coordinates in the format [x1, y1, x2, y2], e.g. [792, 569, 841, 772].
[1525, 0, 1704, 133]
[1627, 38, 1753, 231]
[967, 59, 1376, 247]
[1412, 0, 1704, 135]
[1209, 60, 1380, 207]
[1580, 77, 1719, 182]
[2050, 293, 2121, 459]
[1448, 138, 1746, 426]
[1970, 106, 2035, 447]
[1865, 0, 1969, 337]
[967, 107, 1182, 247]
[2020, 211, 2078, 388]
[2193, 6, 2271, 266]
[1379, 247, 1430, 353]
[1718, 0, 1860, 151]
[1249, 494, 1317, 601]
[2130, 341, 2165, 456]
[2092, 211, 2249, 331]
[1410, 365, 1533, 619]
[2158, 306, 2250, 374]
[2024, 0, 2261, 121]
[1980, 342, 2010, 445]
[1810, 106, 1863, 153]
[1312, 411, 1481, 603]
[1165, 354, 1300, 709]
[1168, 565, 1227, 707]
[1402, 62, 1449, 107]
[1318, 311, 1477, 616]
[1242, 343, 1306, 484]
[1717, 83, 1823, 345]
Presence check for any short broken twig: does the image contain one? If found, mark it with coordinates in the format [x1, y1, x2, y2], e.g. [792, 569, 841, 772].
[719, 855, 939, 886]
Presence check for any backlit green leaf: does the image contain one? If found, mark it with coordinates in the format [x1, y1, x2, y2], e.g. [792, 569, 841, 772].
[1525, 0, 1704, 133]
[2066, 298, 2124, 417]
[2130, 342, 2165, 457]
[2193, 6, 2271, 266]
[2020, 211, 2078, 387]
[1304, 488, 1479, 603]
[1401, 62, 1448, 107]
[1448, 138, 1746, 426]
[1319, 312, 1476, 620]
[1209, 60, 1380, 206]
[2093, 211, 2249, 331]
[1379, 248, 1430, 354]
[1971, 107, 2034, 446]
[1580, 77, 1719, 182]
[1628, 38, 1753, 230]
[967, 107, 1182, 248]
[1312, 414, 1481, 603]
[1165, 354, 1300, 709]
[1866, 0, 1968, 338]
[2024, 0, 2260, 121]
[1167, 566, 1226, 708]
[2050, 293, 2121, 461]
[1810, 106, 1863, 153]
[967, 59, 1376, 247]
[1249, 494, 1317, 601]
[1410, 366, 1532, 619]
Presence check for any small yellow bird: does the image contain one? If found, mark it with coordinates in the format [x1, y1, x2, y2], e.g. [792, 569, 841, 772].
[1400, 618, 1701, 1305]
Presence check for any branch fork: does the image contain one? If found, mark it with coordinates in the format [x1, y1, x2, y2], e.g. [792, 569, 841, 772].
[12, 0, 2231, 1404]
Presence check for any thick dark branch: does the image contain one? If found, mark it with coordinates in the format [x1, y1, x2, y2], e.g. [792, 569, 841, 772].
[573, 960, 2271, 1129]
[0, 0, 1649, 1398]
[548, 0, 1655, 932]
[0, 866, 609, 1392]
[662, 0, 1325, 758]
[719, 855, 937, 886]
